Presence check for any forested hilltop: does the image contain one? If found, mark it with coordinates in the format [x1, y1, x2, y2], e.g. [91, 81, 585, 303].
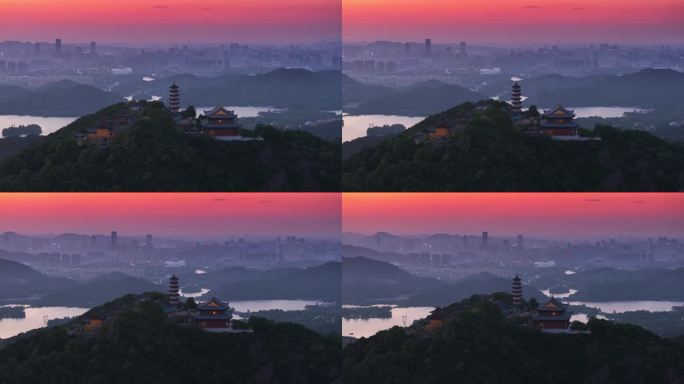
[0, 294, 342, 384]
[0, 102, 340, 191]
[343, 101, 684, 191]
[343, 295, 684, 384]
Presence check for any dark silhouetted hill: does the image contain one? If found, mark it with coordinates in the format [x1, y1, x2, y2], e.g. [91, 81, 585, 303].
[343, 101, 684, 191]
[0, 102, 341, 191]
[0, 294, 341, 383]
[343, 295, 684, 384]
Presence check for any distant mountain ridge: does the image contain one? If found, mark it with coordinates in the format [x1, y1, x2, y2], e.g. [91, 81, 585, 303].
[0, 258, 76, 300]
[0, 80, 123, 117]
[344, 79, 485, 116]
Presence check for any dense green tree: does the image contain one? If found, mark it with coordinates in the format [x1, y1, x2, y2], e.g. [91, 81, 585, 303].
[343, 101, 684, 191]
[0, 102, 341, 191]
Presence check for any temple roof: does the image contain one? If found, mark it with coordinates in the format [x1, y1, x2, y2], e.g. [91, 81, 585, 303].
[542, 105, 575, 118]
[513, 274, 521, 282]
[537, 297, 568, 312]
[199, 296, 229, 311]
[204, 106, 237, 119]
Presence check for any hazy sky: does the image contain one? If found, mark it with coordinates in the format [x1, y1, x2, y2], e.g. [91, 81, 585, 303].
[0, 193, 341, 238]
[344, 0, 684, 44]
[343, 193, 684, 238]
[0, 0, 340, 44]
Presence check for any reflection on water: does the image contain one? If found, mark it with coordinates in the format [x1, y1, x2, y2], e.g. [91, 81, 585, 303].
[342, 306, 434, 338]
[569, 301, 684, 314]
[0, 306, 88, 339]
[343, 115, 425, 142]
[0, 115, 78, 137]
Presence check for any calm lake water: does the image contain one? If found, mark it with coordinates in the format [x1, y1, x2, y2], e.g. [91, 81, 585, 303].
[0, 115, 78, 137]
[342, 306, 434, 338]
[569, 300, 684, 314]
[0, 306, 88, 340]
[567, 106, 648, 119]
[232, 300, 327, 313]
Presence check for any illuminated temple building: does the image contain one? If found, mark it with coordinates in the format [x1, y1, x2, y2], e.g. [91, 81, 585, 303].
[539, 105, 579, 136]
[199, 106, 242, 139]
[532, 297, 571, 331]
[194, 296, 234, 331]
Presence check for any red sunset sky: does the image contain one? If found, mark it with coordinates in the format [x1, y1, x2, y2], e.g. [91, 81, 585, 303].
[344, 0, 684, 44]
[0, 0, 340, 44]
[0, 193, 341, 238]
[343, 193, 684, 238]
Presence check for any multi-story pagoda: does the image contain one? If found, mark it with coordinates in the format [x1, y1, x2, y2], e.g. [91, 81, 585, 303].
[539, 105, 578, 136]
[512, 274, 523, 306]
[199, 106, 242, 138]
[511, 81, 522, 113]
[169, 274, 180, 307]
[532, 297, 571, 330]
[168, 82, 180, 114]
[194, 296, 234, 330]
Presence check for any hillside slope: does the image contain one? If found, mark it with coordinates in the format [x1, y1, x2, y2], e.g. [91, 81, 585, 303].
[0, 294, 341, 383]
[343, 101, 684, 191]
[0, 102, 341, 191]
[343, 296, 684, 384]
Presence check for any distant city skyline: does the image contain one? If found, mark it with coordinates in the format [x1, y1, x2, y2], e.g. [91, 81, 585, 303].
[343, 193, 684, 239]
[0, 0, 340, 44]
[0, 193, 341, 238]
[344, 0, 684, 44]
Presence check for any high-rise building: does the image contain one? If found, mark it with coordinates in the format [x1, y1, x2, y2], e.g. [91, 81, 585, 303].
[459, 41, 466, 56]
[482, 231, 489, 247]
[90, 41, 97, 54]
[425, 38, 432, 55]
[517, 234, 524, 248]
[111, 231, 118, 248]
[55, 38, 62, 55]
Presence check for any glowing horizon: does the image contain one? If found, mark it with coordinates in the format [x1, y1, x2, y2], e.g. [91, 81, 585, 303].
[0, 193, 341, 238]
[0, 0, 340, 44]
[343, 193, 684, 239]
[344, 0, 684, 44]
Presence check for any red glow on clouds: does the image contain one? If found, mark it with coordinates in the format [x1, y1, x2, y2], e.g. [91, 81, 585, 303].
[344, 0, 684, 43]
[0, 193, 341, 238]
[0, 0, 340, 43]
[343, 193, 684, 238]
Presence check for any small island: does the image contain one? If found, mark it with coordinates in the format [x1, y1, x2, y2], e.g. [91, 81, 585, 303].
[0, 306, 26, 319]
[2, 124, 42, 138]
